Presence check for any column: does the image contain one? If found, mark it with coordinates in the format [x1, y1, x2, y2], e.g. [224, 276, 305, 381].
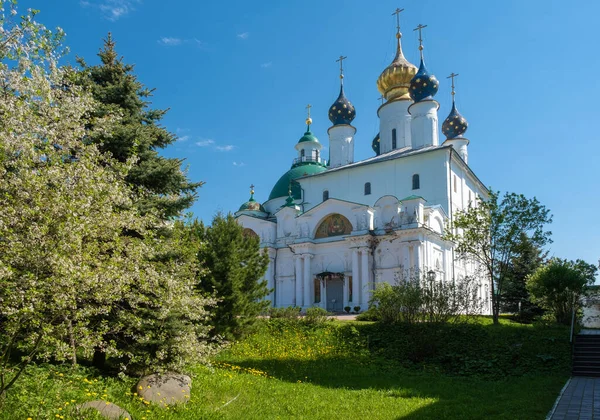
[266, 255, 274, 306]
[294, 255, 303, 307]
[343, 276, 349, 309]
[303, 254, 312, 308]
[414, 241, 422, 277]
[361, 248, 371, 309]
[320, 279, 327, 310]
[352, 249, 360, 305]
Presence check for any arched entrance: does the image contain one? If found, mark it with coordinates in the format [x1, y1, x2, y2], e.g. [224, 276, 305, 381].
[316, 272, 345, 312]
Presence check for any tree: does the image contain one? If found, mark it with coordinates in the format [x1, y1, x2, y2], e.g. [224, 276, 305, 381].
[500, 232, 546, 321]
[76, 34, 202, 219]
[0, 4, 215, 395]
[527, 259, 598, 325]
[444, 190, 553, 324]
[196, 213, 270, 340]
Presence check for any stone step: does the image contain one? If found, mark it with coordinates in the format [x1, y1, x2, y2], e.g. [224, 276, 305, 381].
[572, 370, 600, 377]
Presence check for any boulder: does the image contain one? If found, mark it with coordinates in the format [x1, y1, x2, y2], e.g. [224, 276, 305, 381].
[136, 372, 192, 406]
[78, 400, 131, 419]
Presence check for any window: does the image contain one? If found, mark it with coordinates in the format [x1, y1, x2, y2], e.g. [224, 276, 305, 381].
[412, 174, 420, 190]
[315, 150, 319, 161]
[348, 276, 353, 302]
[300, 149, 305, 158]
[364, 182, 371, 195]
[323, 190, 329, 201]
[314, 278, 321, 303]
[392, 128, 397, 149]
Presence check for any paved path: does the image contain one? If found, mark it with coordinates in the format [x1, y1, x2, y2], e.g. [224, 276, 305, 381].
[549, 377, 600, 419]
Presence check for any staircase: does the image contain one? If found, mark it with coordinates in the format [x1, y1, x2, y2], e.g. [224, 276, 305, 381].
[573, 332, 600, 377]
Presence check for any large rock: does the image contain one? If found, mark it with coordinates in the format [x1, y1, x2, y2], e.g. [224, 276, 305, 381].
[136, 372, 192, 406]
[78, 400, 132, 419]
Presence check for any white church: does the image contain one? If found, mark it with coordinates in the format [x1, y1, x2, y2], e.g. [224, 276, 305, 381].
[234, 13, 491, 313]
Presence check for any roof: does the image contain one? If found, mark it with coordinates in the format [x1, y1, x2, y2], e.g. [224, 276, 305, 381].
[268, 163, 328, 200]
[400, 195, 425, 201]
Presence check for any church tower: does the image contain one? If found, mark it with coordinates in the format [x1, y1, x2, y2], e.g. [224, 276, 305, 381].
[441, 73, 470, 163]
[408, 24, 440, 149]
[327, 56, 356, 168]
[376, 8, 418, 154]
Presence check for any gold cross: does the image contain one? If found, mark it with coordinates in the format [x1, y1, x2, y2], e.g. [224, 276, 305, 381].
[250, 184, 255, 195]
[447, 73, 459, 97]
[392, 8, 404, 34]
[305, 104, 312, 119]
[336, 55, 347, 80]
[413, 24, 427, 56]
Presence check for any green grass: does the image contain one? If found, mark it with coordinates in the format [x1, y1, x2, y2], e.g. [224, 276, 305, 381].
[0, 318, 570, 419]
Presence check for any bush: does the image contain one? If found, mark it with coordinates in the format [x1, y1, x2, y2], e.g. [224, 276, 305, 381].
[268, 306, 301, 319]
[344, 306, 351, 314]
[368, 273, 483, 324]
[303, 307, 331, 327]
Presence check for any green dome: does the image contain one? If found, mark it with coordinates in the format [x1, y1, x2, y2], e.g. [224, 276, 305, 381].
[298, 130, 320, 144]
[268, 164, 327, 200]
[238, 197, 266, 213]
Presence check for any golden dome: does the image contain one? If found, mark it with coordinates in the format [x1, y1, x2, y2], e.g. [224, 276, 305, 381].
[377, 33, 418, 102]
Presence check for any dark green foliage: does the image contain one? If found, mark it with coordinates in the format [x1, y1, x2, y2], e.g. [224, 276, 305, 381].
[196, 213, 270, 340]
[77, 34, 202, 219]
[358, 321, 571, 377]
[500, 233, 546, 322]
[527, 258, 598, 325]
[268, 306, 301, 319]
[303, 307, 331, 327]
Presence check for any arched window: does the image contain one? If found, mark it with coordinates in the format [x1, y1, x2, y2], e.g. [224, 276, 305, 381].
[315, 150, 319, 161]
[412, 174, 420, 190]
[323, 190, 329, 201]
[364, 182, 371, 195]
[315, 213, 353, 239]
[392, 128, 397, 149]
[300, 149, 305, 158]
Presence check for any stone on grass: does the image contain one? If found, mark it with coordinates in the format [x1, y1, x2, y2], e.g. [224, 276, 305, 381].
[78, 400, 131, 419]
[136, 372, 192, 406]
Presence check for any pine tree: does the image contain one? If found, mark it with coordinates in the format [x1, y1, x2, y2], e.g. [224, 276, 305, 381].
[77, 34, 202, 219]
[196, 213, 270, 340]
[500, 232, 546, 321]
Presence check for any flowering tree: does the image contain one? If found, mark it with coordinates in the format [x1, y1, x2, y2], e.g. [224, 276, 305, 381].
[0, 3, 215, 395]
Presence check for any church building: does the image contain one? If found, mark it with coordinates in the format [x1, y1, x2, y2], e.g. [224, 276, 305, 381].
[234, 12, 491, 313]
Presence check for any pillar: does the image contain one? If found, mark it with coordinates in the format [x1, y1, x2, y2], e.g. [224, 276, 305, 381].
[303, 254, 312, 308]
[343, 276, 349, 309]
[294, 255, 303, 307]
[361, 248, 371, 309]
[352, 249, 360, 305]
[320, 279, 327, 310]
[408, 99, 439, 149]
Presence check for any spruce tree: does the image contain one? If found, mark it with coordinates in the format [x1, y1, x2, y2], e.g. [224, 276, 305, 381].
[77, 34, 202, 219]
[196, 213, 270, 340]
[500, 232, 546, 321]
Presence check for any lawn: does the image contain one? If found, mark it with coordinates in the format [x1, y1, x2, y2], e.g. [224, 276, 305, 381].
[0, 318, 570, 419]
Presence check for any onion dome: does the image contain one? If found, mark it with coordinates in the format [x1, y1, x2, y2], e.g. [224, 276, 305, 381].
[442, 102, 468, 139]
[441, 73, 468, 139]
[269, 164, 327, 200]
[297, 130, 320, 144]
[372, 132, 380, 155]
[328, 85, 356, 125]
[410, 58, 438, 102]
[238, 186, 267, 213]
[377, 32, 417, 101]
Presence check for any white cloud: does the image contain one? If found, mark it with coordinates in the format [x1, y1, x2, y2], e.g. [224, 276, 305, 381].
[215, 145, 235, 152]
[233, 161, 245, 167]
[196, 139, 215, 147]
[260, 62, 272, 68]
[237, 32, 249, 40]
[81, 0, 140, 21]
[158, 37, 182, 46]
[177, 135, 190, 142]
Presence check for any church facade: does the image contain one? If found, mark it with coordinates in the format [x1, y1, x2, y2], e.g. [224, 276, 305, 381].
[234, 16, 491, 313]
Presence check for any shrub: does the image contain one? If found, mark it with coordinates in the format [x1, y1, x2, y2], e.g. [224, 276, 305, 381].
[353, 306, 361, 314]
[268, 306, 301, 320]
[303, 307, 331, 327]
[344, 306, 351, 314]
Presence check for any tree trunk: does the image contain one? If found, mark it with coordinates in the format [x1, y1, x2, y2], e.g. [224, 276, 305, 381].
[67, 318, 77, 367]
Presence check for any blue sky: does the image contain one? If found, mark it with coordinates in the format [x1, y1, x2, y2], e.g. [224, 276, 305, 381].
[23, 0, 600, 268]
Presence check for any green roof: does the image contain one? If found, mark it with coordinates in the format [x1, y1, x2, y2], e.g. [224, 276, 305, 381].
[268, 163, 327, 200]
[238, 197, 266, 213]
[298, 130, 320, 144]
